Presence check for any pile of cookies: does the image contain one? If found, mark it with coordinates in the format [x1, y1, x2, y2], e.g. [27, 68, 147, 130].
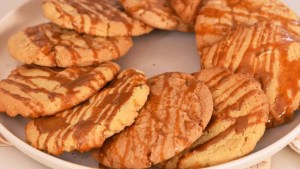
[0, 0, 299, 169]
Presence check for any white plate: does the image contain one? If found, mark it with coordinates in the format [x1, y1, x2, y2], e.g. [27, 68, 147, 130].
[0, 0, 300, 169]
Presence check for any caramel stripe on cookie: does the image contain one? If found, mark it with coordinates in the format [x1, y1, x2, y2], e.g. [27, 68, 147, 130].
[120, 0, 193, 32]
[0, 62, 120, 118]
[96, 72, 213, 169]
[170, 0, 203, 25]
[26, 69, 149, 155]
[161, 68, 269, 169]
[196, 0, 300, 49]
[43, 0, 152, 36]
[9, 23, 132, 67]
[201, 22, 300, 127]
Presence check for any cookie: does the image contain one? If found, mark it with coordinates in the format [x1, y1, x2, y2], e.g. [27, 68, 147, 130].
[26, 69, 149, 155]
[42, 0, 153, 37]
[195, 0, 300, 50]
[170, 0, 202, 25]
[120, 0, 194, 32]
[201, 22, 300, 127]
[0, 62, 120, 118]
[8, 23, 133, 67]
[95, 72, 213, 169]
[162, 68, 269, 169]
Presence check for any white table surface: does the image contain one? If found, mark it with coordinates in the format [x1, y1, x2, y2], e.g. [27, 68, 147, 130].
[0, 0, 300, 169]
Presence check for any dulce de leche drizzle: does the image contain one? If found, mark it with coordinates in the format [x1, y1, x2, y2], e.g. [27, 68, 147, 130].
[31, 69, 147, 155]
[164, 68, 269, 169]
[196, 0, 300, 48]
[24, 23, 125, 67]
[201, 22, 300, 127]
[0, 62, 119, 118]
[47, 0, 142, 36]
[97, 72, 213, 169]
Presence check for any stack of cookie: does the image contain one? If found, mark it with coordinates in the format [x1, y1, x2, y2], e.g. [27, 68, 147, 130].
[0, 0, 299, 169]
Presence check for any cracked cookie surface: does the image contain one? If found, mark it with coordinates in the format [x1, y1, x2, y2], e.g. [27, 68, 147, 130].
[95, 72, 213, 169]
[42, 0, 153, 36]
[8, 23, 133, 67]
[0, 62, 120, 118]
[200, 22, 300, 127]
[26, 69, 149, 155]
[161, 68, 269, 169]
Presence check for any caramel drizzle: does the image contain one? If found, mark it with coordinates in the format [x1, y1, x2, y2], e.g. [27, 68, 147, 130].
[48, 0, 137, 36]
[122, 0, 184, 29]
[202, 22, 300, 127]
[32, 69, 146, 155]
[169, 69, 268, 169]
[98, 73, 208, 168]
[197, 0, 300, 48]
[25, 23, 123, 67]
[170, 0, 203, 24]
[0, 62, 119, 117]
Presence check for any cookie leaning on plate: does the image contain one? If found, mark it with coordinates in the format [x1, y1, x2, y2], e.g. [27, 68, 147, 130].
[42, 0, 153, 37]
[161, 68, 269, 169]
[201, 22, 300, 127]
[195, 0, 300, 50]
[95, 72, 213, 169]
[8, 23, 133, 67]
[0, 62, 120, 118]
[120, 0, 194, 32]
[26, 69, 149, 155]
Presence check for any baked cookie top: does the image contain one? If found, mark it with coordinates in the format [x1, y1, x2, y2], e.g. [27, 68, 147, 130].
[170, 0, 202, 25]
[26, 69, 149, 155]
[42, 0, 153, 36]
[120, 0, 194, 32]
[0, 62, 120, 118]
[201, 22, 300, 127]
[161, 67, 269, 168]
[8, 23, 133, 67]
[95, 72, 213, 169]
[195, 0, 300, 50]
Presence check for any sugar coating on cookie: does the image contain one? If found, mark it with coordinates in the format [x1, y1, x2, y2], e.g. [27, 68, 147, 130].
[42, 0, 153, 37]
[8, 23, 133, 67]
[195, 0, 300, 50]
[201, 22, 300, 127]
[120, 0, 194, 32]
[170, 0, 202, 25]
[26, 69, 150, 155]
[162, 68, 269, 169]
[0, 62, 120, 118]
[95, 72, 213, 169]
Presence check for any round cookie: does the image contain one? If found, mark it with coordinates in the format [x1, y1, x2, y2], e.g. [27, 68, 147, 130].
[195, 0, 300, 50]
[8, 23, 133, 67]
[201, 22, 300, 127]
[95, 72, 213, 169]
[162, 68, 269, 169]
[0, 62, 120, 118]
[42, 0, 153, 37]
[26, 69, 150, 155]
[120, 0, 194, 32]
[170, 0, 203, 25]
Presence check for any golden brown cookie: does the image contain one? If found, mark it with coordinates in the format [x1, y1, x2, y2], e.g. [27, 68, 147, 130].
[26, 69, 149, 155]
[120, 0, 194, 32]
[95, 72, 213, 169]
[42, 0, 153, 37]
[8, 23, 133, 67]
[161, 68, 269, 169]
[0, 62, 120, 118]
[201, 22, 300, 127]
[170, 0, 202, 25]
[195, 0, 300, 50]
